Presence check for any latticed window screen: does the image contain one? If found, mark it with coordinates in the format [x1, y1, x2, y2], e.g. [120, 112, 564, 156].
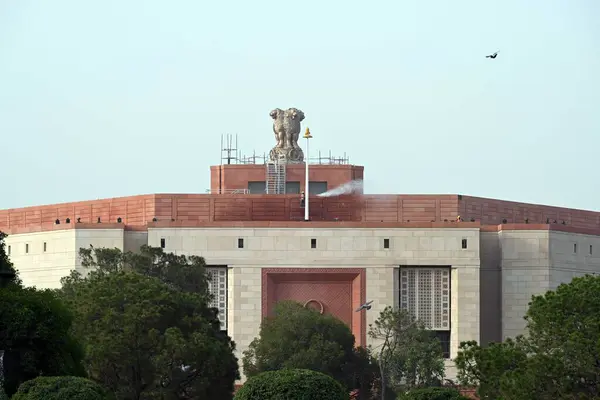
[399, 268, 450, 330]
[206, 267, 228, 330]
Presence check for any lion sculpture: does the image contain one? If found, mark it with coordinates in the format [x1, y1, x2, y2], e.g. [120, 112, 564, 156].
[269, 107, 305, 163]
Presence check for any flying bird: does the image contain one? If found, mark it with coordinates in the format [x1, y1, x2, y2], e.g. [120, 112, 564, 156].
[355, 300, 373, 312]
[486, 51, 499, 59]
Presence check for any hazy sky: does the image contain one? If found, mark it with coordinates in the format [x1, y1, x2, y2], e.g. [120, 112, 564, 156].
[1, 0, 598, 210]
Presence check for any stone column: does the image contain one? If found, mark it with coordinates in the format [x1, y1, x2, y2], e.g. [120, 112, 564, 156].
[365, 266, 397, 349]
[450, 266, 480, 358]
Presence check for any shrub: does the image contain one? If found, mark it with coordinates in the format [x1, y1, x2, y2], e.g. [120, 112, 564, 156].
[398, 387, 470, 400]
[11, 376, 112, 400]
[234, 368, 348, 400]
[242, 301, 358, 390]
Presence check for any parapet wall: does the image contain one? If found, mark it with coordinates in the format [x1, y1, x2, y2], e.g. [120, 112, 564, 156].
[2, 193, 600, 235]
[459, 195, 600, 229]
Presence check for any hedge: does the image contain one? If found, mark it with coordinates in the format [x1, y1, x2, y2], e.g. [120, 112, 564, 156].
[398, 387, 470, 400]
[11, 376, 112, 400]
[234, 368, 347, 400]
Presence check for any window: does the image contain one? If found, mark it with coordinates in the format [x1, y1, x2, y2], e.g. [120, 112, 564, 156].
[383, 238, 390, 249]
[206, 267, 228, 331]
[399, 267, 451, 331]
[25, 243, 29, 254]
[43, 242, 47, 252]
[285, 181, 301, 194]
[311, 238, 317, 249]
[7, 245, 10, 255]
[434, 331, 451, 358]
[248, 181, 266, 194]
[574, 243, 577, 253]
[238, 238, 244, 249]
[160, 238, 166, 249]
[461, 239, 468, 249]
[308, 181, 328, 195]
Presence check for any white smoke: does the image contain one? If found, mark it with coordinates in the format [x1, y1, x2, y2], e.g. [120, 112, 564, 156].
[317, 179, 363, 197]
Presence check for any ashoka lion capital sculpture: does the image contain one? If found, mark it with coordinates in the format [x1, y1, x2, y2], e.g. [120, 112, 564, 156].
[268, 107, 305, 164]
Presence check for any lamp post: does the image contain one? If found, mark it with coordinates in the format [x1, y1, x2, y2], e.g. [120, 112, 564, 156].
[303, 127, 312, 221]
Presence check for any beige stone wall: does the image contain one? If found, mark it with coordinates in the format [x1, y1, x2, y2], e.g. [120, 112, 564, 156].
[148, 227, 481, 382]
[366, 267, 397, 351]
[450, 266, 480, 356]
[498, 230, 600, 341]
[124, 231, 149, 253]
[147, 227, 480, 266]
[227, 265, 262, 375]
[5, 228, 125, 288]
[5, 229, 79, 288]
[498, 230, 551, 340]
[548, 231, 600, 290]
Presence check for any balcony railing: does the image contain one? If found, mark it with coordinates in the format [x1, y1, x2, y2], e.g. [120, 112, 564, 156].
[205, 189, 250, 195]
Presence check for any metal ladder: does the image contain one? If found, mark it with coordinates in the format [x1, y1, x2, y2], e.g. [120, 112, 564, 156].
[266, 162, 286, 194]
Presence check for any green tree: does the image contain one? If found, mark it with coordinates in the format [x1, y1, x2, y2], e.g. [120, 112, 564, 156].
[369, 307, 445, 398]
[397, 387, 470, 400]
[456, 274, 600, 400]
[234, 369, 348, 400]
[0, 285, 85, 397]
[60, 246, 239, 400]
[524, 274, 600, 398]
[0, 231, 21, 287]
[454, 339, 528, 400]
[242, 300, 374, 393]
[77, 245, 210, 294]
[12, 376, 112, 400]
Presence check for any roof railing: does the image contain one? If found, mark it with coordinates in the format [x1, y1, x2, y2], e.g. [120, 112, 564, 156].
[205, 189, 250, 194]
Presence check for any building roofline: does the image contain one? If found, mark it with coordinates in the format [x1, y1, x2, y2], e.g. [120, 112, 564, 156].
[482, 223, 600, 236]
[4, 221, 600, 237]
[461, 195, 600, 213]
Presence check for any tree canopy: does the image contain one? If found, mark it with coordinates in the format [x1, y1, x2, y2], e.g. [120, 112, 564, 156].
[77, 245, 211, 294]
[234, 369, 348, 400]
[59, 245, 239, 400]
[0, 284, 85, 396]
[242, 300, 375, 393]
[0, 231, 21, 287]
[456, 274, 600, 399]
[369, 306, 445, 397]
[398, 387, 470, 400]
[11, 376, 113, 400]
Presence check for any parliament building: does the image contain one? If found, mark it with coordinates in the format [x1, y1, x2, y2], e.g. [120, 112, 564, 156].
[2, 114, 599, 382]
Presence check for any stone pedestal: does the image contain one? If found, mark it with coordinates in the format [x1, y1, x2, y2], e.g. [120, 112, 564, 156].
[269, 146, 304, 164]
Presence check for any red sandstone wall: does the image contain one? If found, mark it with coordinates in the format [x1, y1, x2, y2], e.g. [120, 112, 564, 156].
[3, 193, 600, 235]
[210, 164, 364, 193]
[460, 195, 600, 229]
[153, 194, 363, 222]
[362, 195, 460, 223]
[0, 195, 156, 234]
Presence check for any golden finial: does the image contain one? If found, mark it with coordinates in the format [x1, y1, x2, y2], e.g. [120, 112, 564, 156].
[303, 127, 312, 139]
